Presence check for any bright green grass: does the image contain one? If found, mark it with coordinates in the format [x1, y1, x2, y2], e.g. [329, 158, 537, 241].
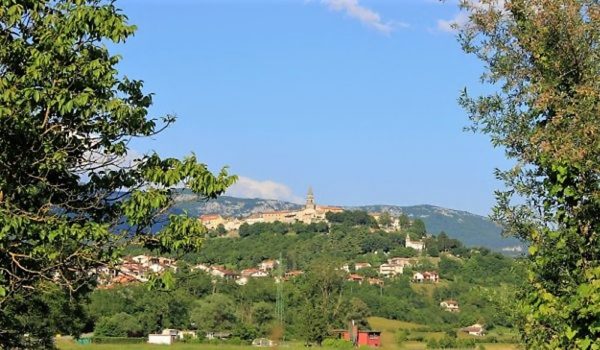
[57, 316, 521, 350]
[56, 339, 306, 350]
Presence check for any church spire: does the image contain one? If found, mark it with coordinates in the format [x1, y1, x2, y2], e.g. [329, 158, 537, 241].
[306, 186, 316, 210]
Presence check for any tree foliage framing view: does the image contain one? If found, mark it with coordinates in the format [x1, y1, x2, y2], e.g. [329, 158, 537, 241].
[0, 0, 236, 347]
[457, 0, 599, 348]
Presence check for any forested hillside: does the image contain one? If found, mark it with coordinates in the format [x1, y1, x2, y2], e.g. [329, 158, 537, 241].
[173, 193, 523, 253]
[80, 215, 524, 348]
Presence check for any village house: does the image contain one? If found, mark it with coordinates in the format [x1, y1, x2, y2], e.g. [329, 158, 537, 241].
[147, 257, 176, 274]
[379, 263, 404, 277]
[199, 214, 225, 230]
[461, 324, 485, 336]
[245, 213, 265, 225]
[423, 271, 439, 283]
[368, 278, 384, 286]
[413, 271, 439, 283]
[262, 210, 297, 224]
[191, 263, 210, 272]
[405, 236, 425, 251]
[354, 262, 372, 270]
[412, 272, 425, 283]
[440, 300, 460, 312]
[347, 274, 365, 284]
[241, 268, 269, 278]
[259, 259, 279, 271]
[98, 274, 139, 289]
[210, 266, 237, 280]
[378, 257, 415, 278]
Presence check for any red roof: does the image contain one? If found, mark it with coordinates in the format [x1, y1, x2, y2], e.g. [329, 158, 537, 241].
[262, 210, 293, 215]
[200, 214, 221, 221]
[241, 268, 260, 277]
[347, 274, 364, 281]
[285, 270, 304, 277]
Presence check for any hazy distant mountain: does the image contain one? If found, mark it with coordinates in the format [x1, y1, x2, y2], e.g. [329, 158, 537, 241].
[349, 204, 523, 253]
[173, 193, 524, 254]
[173, 194, 303, 217]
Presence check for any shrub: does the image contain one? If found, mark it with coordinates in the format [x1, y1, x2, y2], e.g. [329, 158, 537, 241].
[322, 338, 354, 349]
[426, 338, 439, 349]
[91, 337, 146, 344]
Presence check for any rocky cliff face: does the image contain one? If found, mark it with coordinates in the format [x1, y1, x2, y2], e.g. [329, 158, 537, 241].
[174, 194, 302, 218]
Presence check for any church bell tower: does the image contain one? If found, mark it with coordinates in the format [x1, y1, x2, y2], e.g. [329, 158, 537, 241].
[305, 187, 316, 210]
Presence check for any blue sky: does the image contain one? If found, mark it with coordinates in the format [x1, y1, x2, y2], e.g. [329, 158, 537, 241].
[115, 0, 510, 216]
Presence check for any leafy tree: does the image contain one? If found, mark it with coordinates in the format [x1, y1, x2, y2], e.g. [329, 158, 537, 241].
[378, 212, 393, 227]
[390, 247, 417, 258]
[344, 297, 371, 328]
[457, 1, 598, 347]
[298, 303, 328, 346]
[438, 256, 462, 281]
[409, 219, 427, 237]
[216, 223, 227, 236]
[252, 301, 274, 329]
[94, 312, 142, 337]
[326, 210, 378, 228]
[190, 293, 238, 333]
[397, 214, 411, 230]
[0, 0, 235, 345]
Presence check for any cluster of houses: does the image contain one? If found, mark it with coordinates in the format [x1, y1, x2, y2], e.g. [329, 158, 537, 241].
[191, 259, 304, 286]
[94, 255, 177, 287]
[341, 257, 439, 285]
[94, 255, 307, 288]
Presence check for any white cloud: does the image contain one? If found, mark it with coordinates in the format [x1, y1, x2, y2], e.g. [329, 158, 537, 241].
[226, 176, 303, 203]
[320, 0, 403, 34]
[436, 0, 506, 33]
[437, 11, 469, 33]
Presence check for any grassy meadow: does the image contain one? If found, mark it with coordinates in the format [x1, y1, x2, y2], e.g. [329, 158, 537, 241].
[56, 317, 521, 350]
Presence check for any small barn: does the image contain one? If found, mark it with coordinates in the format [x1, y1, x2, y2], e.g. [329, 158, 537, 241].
[335, 322, 381, 347]
[148, 333, 176, 345]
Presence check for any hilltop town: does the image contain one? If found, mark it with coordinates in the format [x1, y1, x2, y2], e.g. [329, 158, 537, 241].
[199, 188, 345, 231]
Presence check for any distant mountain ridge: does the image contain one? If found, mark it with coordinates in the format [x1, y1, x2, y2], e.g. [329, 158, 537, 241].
[173, 194, 524, 254]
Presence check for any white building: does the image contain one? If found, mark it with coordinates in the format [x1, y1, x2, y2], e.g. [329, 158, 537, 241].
[354, 262, 372, 270]
[412, 272, 425, 283]
[148, 334, 176, 345]
[379, 263, 404, 277]
[405, 236, 425, 251]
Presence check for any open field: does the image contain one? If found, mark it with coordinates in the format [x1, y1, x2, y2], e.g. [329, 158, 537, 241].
[55, 339, 312, 350]
[56, 317, 521, 350]
[56, 339, 520, 350]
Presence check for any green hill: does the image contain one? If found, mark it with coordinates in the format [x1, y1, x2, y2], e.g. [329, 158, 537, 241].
[172, 193, 524, 254]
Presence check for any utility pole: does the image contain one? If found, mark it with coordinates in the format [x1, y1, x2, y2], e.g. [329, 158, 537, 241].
[275, 252, 285, 340]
